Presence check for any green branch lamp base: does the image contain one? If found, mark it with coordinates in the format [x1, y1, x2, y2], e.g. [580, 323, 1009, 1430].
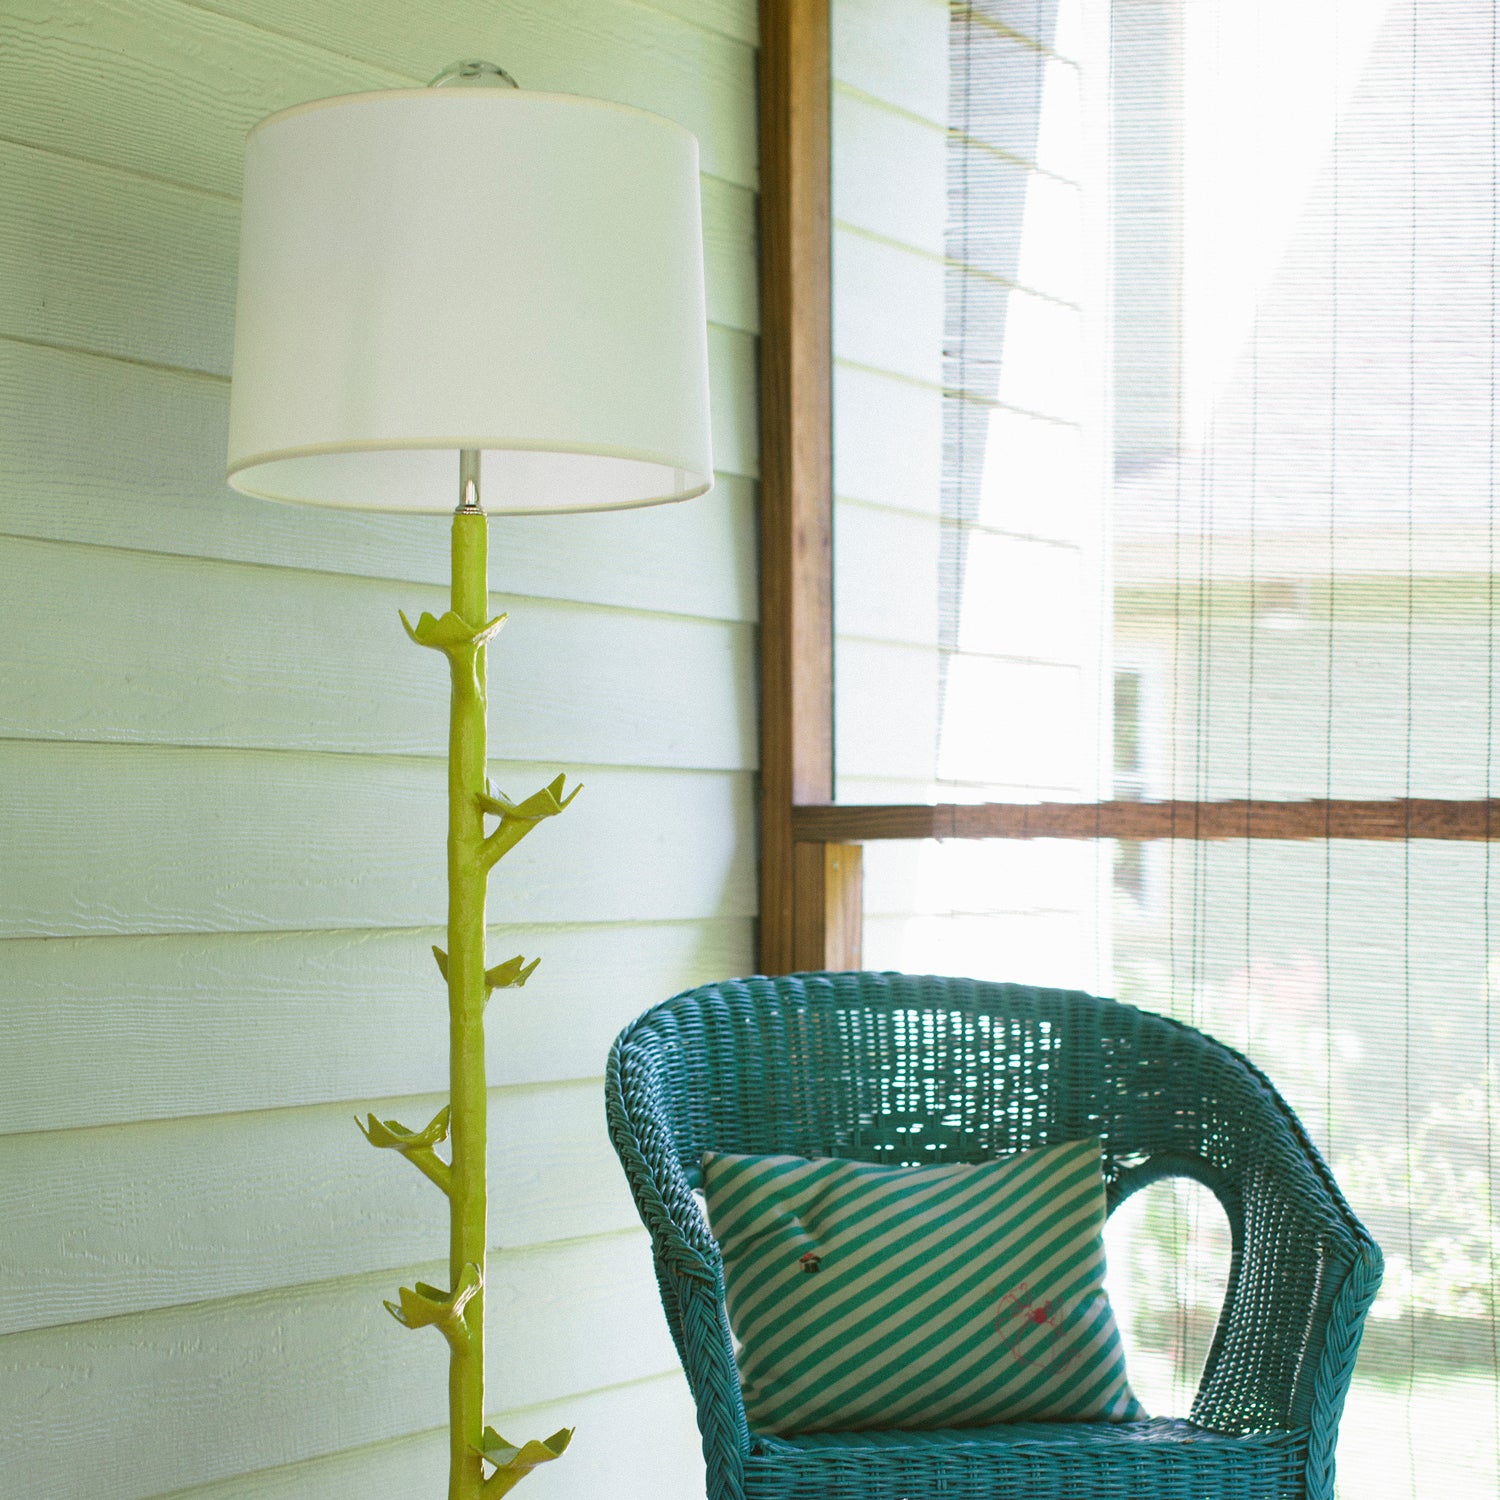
[355, 492, 574, 1497]
[378, 497, 578, 1500]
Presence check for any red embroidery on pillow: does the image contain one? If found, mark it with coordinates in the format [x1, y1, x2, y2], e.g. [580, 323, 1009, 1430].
[995, 1283, 1072, 1367]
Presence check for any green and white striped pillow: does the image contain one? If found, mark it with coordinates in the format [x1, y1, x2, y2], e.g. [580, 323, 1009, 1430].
[702, 1137, 1144, 1434]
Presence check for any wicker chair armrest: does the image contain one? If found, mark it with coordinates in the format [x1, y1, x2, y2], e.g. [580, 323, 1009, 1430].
[1301, 1241, 1383, 1500]
[1186, 1110, 1382, 1437]
[605, 1043, 721, 1281]
[605, 1036, 754, 1497]
[669, 1266, 754, 1500]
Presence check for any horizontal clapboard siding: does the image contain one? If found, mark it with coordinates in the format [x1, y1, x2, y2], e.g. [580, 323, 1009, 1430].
[863, 909, 1103, 994]
[0, 1231, 681, 1500]
[833, 228, 945, 388]
[837, 639, 1090, 788]
[0, 535, 755, 769]
[155, 1373, 704, 1500]
[833, 0, 950, 127]
[643, 0, 756, 46]
[0, 743, 755, 937]
[0, 0, 757, 1496]
[0, 322, 757, 480]
[836, 501, 941, 645]
[832, 362, 944, 514]
[863, 836, 1107, 917]
[837, 502, 1093, 657]
[0, 340, 757, 619]
[828, 0, 1112, 1010]
[0, 0, 756, 194]
[0, 918, 749, 1134]
[830, 0, 949, 814]
[834, 88, 946, 257]
[0, 135, 758, 361]
[0, 1080, 648, 1334]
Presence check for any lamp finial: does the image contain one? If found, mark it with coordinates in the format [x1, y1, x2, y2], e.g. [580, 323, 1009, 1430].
[429, 60, 519, 89]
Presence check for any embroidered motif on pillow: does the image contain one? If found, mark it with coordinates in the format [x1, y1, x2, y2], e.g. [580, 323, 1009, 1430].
[701, 1137, 1144, 1434]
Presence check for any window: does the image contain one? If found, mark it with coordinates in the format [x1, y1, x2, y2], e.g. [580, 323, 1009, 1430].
[759, 1, 1500, 1492]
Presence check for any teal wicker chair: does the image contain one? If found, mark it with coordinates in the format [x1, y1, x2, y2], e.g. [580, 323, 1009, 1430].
[605, 971, 1382, 1500]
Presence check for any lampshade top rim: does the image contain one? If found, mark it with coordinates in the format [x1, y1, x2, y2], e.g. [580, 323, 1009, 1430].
[245, 86, 696, 143]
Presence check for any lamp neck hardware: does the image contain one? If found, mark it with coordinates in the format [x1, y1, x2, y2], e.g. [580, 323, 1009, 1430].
[457, 449, 484, 514]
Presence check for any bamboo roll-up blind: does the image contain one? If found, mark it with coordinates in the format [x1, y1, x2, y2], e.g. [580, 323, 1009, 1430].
[830, 1, 1499, 1491]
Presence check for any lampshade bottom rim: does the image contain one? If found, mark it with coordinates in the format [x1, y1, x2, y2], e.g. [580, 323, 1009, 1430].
[224, 476, 714, 516]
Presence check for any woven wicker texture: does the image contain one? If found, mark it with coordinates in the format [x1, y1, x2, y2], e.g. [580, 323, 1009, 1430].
[605, 971, 1383, 1500]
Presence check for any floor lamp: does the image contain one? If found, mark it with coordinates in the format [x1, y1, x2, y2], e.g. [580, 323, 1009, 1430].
[224, 62, 713, 1500]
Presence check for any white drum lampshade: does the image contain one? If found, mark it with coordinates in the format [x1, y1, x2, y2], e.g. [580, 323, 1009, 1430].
[226, 87, 714, 514]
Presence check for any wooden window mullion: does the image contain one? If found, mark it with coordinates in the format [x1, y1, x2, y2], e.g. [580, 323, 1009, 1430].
[759, 0, 847, 973]
[792, 799, 1500, 843]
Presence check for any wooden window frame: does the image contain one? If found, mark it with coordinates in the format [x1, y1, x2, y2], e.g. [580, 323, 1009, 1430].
[755, 0, 1499, 975]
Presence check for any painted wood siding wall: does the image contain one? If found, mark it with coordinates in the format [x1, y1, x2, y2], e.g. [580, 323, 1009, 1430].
[0, 3, 758, 1496]
[830, 0, 952, 811]
[830, 0, 1114, 992]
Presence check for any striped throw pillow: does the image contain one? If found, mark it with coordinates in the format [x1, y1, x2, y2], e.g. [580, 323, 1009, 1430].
[702, 1137, 1144, 1434]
